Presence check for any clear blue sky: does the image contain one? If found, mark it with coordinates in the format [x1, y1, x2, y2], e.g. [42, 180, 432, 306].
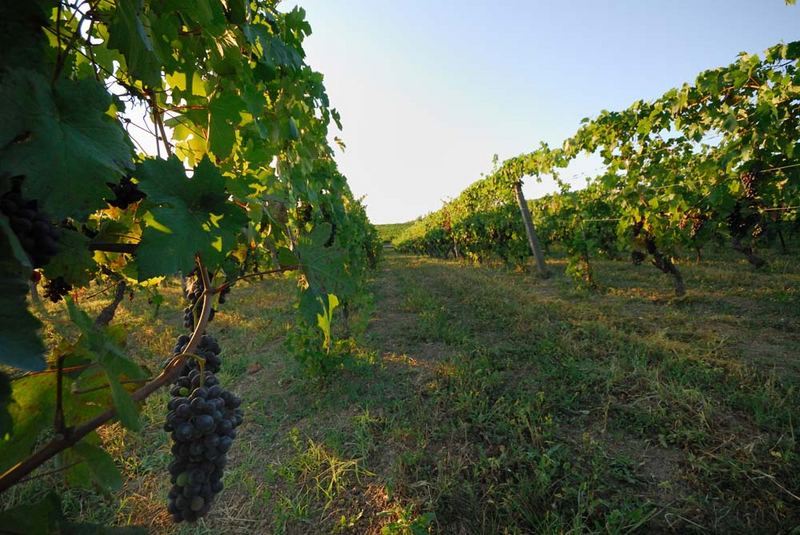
[285, 1, 799, 224]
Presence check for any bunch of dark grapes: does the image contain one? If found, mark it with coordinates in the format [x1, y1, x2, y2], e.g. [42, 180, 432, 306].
[164, 367, 243, 523]
[0, 186, 60, 267]
[106, 176, 146, 209]
[183, 278, 216, 330]
[172, 334, 222, 376]
[43, 276, 72, 303]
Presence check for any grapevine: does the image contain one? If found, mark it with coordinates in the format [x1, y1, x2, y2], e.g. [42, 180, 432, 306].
[396, 40, 799, 295]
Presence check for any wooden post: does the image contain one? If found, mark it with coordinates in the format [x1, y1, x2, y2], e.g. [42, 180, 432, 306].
[513, 181, 549, 277]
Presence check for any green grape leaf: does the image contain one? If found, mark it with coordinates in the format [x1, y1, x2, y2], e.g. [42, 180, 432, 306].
[0, 70, 133, 220]
[135, 156, 247, 279]
[0, 492, 62, 535]
[66, 300, 143, 430]
[106, 0, 162, 87]
[298, 282, 325, 325]
[0, 218, 45, 371]
[288, 117, 300, 140]
[73, 440, 123, 491]
[208, 91, 245, 159]
[244, 24, 302, 69]
[0, 373, 54, 472]
[295, 223, 353, 299]
[227, 0, 247, 24]
[0, 491, 144, 534]
[0, 0, 51, 73]
[277, 246, 298, 266]
[105, 372, 140, 431]
[42, 228, 95, 287]
[165, 0, 227, 34]
[0, 213, 32, 269]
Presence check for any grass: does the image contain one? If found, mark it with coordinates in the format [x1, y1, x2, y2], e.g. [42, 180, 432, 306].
[2, 250, 799, 533]
[375, 222, 415, 245]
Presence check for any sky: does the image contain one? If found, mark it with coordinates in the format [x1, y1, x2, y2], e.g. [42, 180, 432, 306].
[282, 1, 799, 224]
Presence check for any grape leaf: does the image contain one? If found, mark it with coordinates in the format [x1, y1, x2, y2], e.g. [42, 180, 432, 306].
[296, 223, 347, 288]
[295, 223, 355, 324]
[135, 156, 247, 279]
[0, 0, 51, 73]
[0, 70, 133, 220]
[163, 0, 227, 34]
[0, 492, 61, 534]
[66, 300, 144, 431]
[227, 0, 247, 24]
[0, 213, 32, 269]
[243, 24, 302, 70]
[208, 91, 245, 159]
[0, 492, 145, 534]
[0, 374, 54, 473]
[0, 217, 45, 371]
[105, 373, 140, 431]
[42, 228, 95, 287]
[73, 439, 123, 491]
[106, 0, 162, 87]
[278, 246, 298, 266]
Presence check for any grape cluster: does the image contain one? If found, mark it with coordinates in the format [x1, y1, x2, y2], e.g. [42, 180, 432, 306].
[43, 276, 72, 303]
[172, 334, 222, 376]
[679, 213, 706, 238]
[0, 187, 60, 267]
[164, 367, 243, 523]
[166, 270, 242, 522]
[740, 171, 759, 200]
[183, 279, 215, 330]
[106, 176, 146, 209]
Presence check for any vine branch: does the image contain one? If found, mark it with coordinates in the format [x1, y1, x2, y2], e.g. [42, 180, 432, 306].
[94, 280, 127, 327]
